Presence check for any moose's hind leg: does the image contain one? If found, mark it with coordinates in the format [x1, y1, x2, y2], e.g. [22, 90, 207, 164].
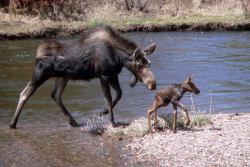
[9, 81, 39, 128]
[51, 78, 79, 127]
[10, 60, 52, 128]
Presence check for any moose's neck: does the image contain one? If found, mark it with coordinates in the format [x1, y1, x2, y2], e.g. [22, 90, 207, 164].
[81, 25, 139, 57]
[173, 84, 187, 96]
[122, 57, 137, 74]
[111, 35, 138, 55]
[105, 25, 138, 55]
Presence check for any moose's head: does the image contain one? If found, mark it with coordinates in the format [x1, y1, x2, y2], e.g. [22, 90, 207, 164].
[126, 43, 157, 90]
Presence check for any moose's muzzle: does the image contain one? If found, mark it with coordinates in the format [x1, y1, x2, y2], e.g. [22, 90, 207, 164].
[141, 68, 156, 90]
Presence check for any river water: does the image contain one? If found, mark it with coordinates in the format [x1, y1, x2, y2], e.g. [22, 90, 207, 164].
[0, 32, 249, 166]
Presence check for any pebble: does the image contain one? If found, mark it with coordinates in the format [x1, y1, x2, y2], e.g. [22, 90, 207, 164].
[125, 113, 250, 166]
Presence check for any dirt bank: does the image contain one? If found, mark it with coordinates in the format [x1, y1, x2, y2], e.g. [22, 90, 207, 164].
[1, 0, 250, 40]
[121, 22, 250, 32]
[1, 22, 250, 40]
[125, 113, 250, 166]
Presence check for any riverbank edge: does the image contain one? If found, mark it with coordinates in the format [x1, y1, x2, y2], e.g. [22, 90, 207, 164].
[1, 22, 250, 40]
[123, 112, 250, 166]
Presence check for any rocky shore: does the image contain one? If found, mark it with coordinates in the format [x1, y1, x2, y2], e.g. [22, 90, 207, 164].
[125, 113, 250, 166]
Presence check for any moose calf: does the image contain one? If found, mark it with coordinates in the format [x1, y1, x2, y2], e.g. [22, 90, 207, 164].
[147, 76, 200, 133]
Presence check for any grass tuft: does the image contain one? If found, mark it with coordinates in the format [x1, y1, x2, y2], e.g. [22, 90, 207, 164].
[191, 114, 213, 127]
[106, 118, 149, 138]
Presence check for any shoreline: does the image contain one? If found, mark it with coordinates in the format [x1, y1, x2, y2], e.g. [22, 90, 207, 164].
[1, 22, 250, 40]
[124, 112, 250, 166]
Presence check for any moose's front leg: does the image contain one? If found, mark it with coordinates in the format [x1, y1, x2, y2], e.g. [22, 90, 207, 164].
[110, 76, 122, 110]
[100, 76, 122, 116]
[100, 77, 115, 126]
[172, 101, 190, 126]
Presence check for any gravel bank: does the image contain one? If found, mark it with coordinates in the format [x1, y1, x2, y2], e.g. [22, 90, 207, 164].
[126, 113, 250, 166]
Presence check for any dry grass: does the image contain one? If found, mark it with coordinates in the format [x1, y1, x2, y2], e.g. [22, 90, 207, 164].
[0, 0, 249, 34]
[80, 111, 213, 138]
[86, 93, 214, 138]
[95, 112, 212, 138]
[84, 0, 247, 28]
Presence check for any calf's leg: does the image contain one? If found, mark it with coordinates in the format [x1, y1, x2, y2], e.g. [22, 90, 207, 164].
[172, 101, 190, 126]
[147, 98, 164, 132]
[172, 105, 177, 133]
[147, 103, 156, 132]
[154, 110, 158, 129]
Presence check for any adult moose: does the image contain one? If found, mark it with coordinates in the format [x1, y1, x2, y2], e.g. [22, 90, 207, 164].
[10, 25, 157, 129]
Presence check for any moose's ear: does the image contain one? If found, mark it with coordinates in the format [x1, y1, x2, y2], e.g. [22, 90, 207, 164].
[132, 48, 142, 60]
[130, 74, 138, 87]
[144, 43, 156, 55]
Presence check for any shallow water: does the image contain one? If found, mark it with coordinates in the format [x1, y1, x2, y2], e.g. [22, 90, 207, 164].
[0, 32, 250, 166]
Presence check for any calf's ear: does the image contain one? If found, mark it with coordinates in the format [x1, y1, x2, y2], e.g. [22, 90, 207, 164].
[187, 74, 193, 83]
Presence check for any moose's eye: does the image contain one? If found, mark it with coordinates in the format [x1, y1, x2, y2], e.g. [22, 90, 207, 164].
[148, 61, 151, 67]
[136, 61, 142, 67]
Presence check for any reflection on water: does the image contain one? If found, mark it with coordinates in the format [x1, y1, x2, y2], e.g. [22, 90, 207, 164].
[0, 32, 250, 166]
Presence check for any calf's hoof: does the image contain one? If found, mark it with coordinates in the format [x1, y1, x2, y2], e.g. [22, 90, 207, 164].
[172, 126, 177, 133]
[185, 120, 190, 126]
[147, 128, 154, 134]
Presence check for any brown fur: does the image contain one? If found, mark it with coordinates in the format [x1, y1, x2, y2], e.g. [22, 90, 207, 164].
[36, 40, 64, 59]
[80, 25, 137, 55]
[9, 25, 157, 129]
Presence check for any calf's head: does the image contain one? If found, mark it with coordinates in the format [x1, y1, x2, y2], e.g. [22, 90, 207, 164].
[182, 75, 200, 94]
[127, 43, 156, 90]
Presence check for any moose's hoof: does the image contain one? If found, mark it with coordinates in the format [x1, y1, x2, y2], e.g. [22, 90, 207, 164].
[69, 120, 80, 127]
[9, 123, 17, 129]
[99, 109, 109, 116]
[111, 122, 119, 127]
